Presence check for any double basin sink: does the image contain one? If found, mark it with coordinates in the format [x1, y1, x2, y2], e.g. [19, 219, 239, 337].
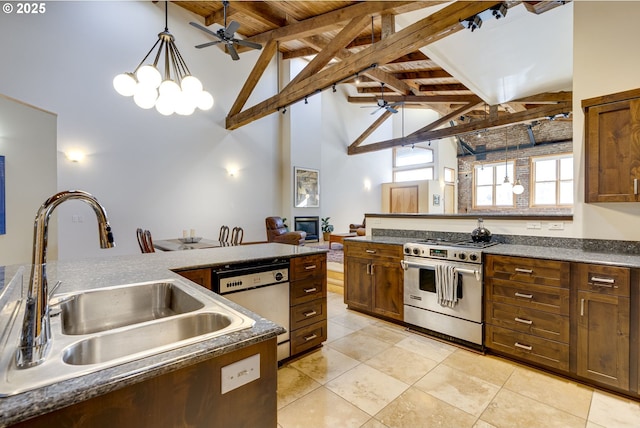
[0, 278, 255, 396]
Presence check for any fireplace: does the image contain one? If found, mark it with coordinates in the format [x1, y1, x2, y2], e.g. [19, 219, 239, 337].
[294, 216, 319, 242]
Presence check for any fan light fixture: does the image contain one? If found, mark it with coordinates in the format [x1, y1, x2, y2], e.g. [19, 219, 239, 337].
[113, 2, 213, 116]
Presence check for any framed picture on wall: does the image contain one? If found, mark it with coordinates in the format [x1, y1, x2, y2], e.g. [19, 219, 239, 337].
[294, 167, 319, 207]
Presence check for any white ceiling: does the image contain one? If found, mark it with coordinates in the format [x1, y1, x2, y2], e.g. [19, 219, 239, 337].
[396, 1, 573, 105]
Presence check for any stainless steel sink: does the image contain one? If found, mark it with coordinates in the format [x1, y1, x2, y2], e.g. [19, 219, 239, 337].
[59, 281, 204, 335]
[63, 312, 233, 365]
[0, 278, 256, 396]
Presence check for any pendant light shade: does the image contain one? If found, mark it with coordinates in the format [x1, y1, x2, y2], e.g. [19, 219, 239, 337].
[512, 179, 524, 195]
[113, 2, 213, 115]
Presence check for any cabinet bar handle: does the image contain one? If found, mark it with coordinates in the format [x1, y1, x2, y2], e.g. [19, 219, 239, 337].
[304, 287, 317, 293]
[515, 268, 533, 274]
[365, 249, 377, 254]
[514, 342, 533, 351]
[304, 334, 318, 342]
[580, 298, 584, 316]
[370, 264, 374, 275]
[515, 317, 533, 325]
[304, 265, 317, 270]
[366, 263, 370, 275]
[514, 292, 533, 299]
[304, 311, 317, 317]
[635, 178, 638, 195]
[590, 276, 616, 287]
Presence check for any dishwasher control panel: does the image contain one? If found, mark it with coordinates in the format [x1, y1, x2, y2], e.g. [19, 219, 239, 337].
[218, 268, 289, 294]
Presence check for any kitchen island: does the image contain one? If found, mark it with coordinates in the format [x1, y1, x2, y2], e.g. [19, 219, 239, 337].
[0, 243, 326, 427]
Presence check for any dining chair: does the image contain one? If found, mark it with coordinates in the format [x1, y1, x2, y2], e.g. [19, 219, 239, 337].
[136, 228, 155, 253]
[218, 225, 230, 244]
[231, 227, 244, 245]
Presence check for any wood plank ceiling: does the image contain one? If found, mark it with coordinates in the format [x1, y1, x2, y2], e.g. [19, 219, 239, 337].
[175, 0, 573, 155]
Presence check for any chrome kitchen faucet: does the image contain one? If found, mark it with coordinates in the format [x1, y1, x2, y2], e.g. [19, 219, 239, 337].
[16, 190, 115, 368]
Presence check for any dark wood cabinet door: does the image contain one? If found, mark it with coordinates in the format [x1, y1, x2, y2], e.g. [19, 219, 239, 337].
[371, 259, 403, 321]
[577, 290, 630, 390]
[345, 257, 372, 312]
[175, 268, 212, 290]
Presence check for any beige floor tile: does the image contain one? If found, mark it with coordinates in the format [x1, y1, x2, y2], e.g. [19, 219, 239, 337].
[588, 390, 640, 427]
[278, 387, 371, 428]
[289, 346, 360, 384]
[414, 364, 500, 417]
[503, 366, 593, 419]
[277, 366, 321, 409]
[394, 334, 456, 362]
[586, 422, 606, 428]
[375, 386, 478, 428]
[481, 389, 586, 428]
[365, 346, 438, 385]
[473, 420, 498, 428]
[362, 418, 390, 428]
[326, 320, 355, 343]
[331, 310, 378, 331]
[358, 323, 408, 345]
[328, 330, 393, 362]
[442, 349, 516, 387]
[326, 364, 409, 416]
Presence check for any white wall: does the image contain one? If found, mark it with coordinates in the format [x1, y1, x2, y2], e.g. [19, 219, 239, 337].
[0, 95, 57, 265]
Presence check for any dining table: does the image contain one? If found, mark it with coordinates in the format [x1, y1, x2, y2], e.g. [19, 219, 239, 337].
[153, 238, 226, 251]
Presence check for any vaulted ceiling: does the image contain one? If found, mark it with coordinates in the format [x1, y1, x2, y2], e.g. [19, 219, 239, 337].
[175, 1, 573, 154]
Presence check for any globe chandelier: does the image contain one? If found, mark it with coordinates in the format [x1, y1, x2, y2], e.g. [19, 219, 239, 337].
[113, 2, 213, 116]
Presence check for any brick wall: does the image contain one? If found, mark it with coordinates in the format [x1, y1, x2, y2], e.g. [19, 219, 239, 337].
[457, 121, 573, 214]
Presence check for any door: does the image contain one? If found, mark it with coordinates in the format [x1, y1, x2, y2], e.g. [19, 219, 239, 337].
[577, 290, 630, 389]
[371, 258, 403, 321]
[444, 183, 455, 214]
[345, 257, 372, 312]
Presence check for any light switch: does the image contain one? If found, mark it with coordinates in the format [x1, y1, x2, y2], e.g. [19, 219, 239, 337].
[221, 353, 260, 394]
[526, 222, 541, 230]
[548, 222, 564, 230]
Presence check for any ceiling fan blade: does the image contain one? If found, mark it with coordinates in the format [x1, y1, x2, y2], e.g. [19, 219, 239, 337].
[370, 107, 383, 115]
[227, 43, 240, 61]
[224, 21, 240, 38]
[195, 40, 223, 49]
[189, 21, 222, 40]
[386, 106, 399, 114]
[234, 39, 263, 50]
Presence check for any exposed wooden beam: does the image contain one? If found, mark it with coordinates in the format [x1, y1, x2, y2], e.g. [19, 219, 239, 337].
[348, 95, 484, 104]
[348, 101, 572, 155]
[391, 69, 453, 80]
[230, 1, 289, 27]
[418, 83, 471, 92]
[348, 110, 394, 152]
[282, 47, 318, 60]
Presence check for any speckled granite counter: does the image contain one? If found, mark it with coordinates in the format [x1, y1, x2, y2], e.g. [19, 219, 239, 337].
[0, 243, 326, 427]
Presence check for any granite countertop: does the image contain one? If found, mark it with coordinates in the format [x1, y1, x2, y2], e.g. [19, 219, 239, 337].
[346, 236, 640, 268]
[0, 243, 326, 426]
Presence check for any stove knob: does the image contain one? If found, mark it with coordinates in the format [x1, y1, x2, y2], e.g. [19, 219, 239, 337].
[413, 248, 420, 255]
[404, 247, 411, 254]
[458, 253, 466, 261]
[469, 253, 478, 262]
[275, 272, 283, 281]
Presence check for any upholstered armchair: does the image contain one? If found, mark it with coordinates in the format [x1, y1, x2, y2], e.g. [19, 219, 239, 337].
[265, 217, 307, 245]
[349, 218, 366, 236]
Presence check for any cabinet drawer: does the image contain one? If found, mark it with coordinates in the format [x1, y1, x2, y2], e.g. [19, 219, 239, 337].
[574, 263, 630, 297]
[290, 321, 327, 355]
[290, 254, 326, 281]
[486, 325, 569, 371]
[290, 277, 326, 305]
[345, 241, 403, 260]
[291, 299, 327, 330]
[486, 277, 569, 315]
[485, 255, 569, 288]
[486, 301, 569, 343]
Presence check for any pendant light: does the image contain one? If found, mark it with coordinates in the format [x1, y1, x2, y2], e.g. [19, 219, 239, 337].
[512, 134, 524, 195]
[502, 128, 512, 191]
[113, 2, 213, 115]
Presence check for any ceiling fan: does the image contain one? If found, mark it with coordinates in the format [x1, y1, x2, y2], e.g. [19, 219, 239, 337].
[363, 83, 403, 115]
[189, 1, 262, 61]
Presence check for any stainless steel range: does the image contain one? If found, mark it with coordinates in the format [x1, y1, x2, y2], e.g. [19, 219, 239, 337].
[401, 239, 497, 349]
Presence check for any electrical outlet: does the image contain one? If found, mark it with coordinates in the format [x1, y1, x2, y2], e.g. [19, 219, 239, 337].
[526, 222, 541, 230]
[221, 353, 260, 394]
[548, 222, 564, 230]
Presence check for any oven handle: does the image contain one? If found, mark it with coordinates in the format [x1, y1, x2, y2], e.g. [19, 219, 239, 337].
[401, 260, 480, 281]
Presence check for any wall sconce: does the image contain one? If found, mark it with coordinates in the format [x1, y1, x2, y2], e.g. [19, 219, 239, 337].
[66, 150, 85, 163]
[363, 178, 371, 191]
[227, 166, 238, 177]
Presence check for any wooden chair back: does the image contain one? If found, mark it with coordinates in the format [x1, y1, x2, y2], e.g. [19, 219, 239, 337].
[136, 228, 155, 253]
[231, 227, 244, 245]
[218, 225, 230, 243]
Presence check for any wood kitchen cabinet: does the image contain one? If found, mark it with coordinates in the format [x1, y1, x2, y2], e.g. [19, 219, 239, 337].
[582, 88, 640, 202]
[485, 255, 571, 371]
[572, 263, 630, 390]
[174, 267, 212, 290]
[289, 253, 327, 356]
[344, 241, 403, 321]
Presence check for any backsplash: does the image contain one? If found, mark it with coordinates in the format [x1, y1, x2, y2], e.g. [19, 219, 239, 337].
[371, 229, 640, 255]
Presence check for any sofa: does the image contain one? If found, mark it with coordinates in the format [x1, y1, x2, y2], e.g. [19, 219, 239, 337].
[265, 217, 307, 245]
[349, 218, 366, 236]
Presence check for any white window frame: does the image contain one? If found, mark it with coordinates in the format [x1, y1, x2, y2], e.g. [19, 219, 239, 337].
[393, 144, 434, 183]
[473, 161, 515, 208]
[531, 153, 574, 207]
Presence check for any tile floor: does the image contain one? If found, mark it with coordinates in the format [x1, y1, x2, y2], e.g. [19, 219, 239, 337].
[277, 291, 640, 428]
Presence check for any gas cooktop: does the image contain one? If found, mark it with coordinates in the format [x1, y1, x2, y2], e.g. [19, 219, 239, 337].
[403, 239, 498, 263]
[412, 238, 498, 249]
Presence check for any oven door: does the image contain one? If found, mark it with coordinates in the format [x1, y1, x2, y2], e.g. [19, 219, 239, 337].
[402, 256, 483, 323]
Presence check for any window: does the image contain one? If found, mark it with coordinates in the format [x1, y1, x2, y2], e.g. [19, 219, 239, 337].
[474, 162, 514, 207]
[393, 144, 434, 183]
[532, 154, 573, 206]
[444, 167, 455, 184]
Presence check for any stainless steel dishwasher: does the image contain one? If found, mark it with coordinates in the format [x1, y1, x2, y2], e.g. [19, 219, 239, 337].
[211, 260, 290, 361]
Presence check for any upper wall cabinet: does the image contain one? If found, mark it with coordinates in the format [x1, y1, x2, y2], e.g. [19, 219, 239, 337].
[583, 88, 640, 202]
